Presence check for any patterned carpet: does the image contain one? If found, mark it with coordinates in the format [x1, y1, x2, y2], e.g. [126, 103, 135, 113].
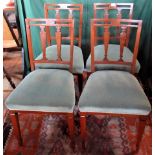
[4, 113, 151, 155]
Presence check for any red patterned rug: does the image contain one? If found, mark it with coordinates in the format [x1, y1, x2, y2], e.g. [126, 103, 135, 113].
[4, 112, 151, 155]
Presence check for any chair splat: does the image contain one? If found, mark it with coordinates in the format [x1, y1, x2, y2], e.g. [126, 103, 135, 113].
[40, 26, 47, 60]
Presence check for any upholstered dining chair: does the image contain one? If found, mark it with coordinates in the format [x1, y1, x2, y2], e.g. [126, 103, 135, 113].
[79, 19, 151, 152]
[35, 3, 84, 92]
[85, 3, 142, 74]
[5, 18, 75, 146]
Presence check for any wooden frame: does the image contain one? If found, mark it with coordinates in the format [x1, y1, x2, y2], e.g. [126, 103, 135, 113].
[94, 3, 133, 46]
[44, 4, 83, 47]
[79, 19, 150, 152]
[25, 18, 74, 72]
[90, 19, 142, 74]
[9, 18, 75, 147]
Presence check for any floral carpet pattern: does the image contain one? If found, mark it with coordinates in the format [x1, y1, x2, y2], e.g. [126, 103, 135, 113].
[4, 112, 151, 155]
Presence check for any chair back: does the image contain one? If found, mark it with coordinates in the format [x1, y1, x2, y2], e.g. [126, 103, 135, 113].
[44, 4, 83, 47]
[25, 18, 74, 72]
[94, 3, 133, 46]
[90, 18, 142, 74]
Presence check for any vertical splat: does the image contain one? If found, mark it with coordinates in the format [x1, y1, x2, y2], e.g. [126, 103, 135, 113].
[103, 25, 110, 61]
[117, 9, 122, 19]
[104, 9, 109, 19]
[120, 26, 127, 61]
[68, 10, 73, 19]
[56, 9, 60, 19]
[56, 25, 62, 61]
[40, 26, 47, 60]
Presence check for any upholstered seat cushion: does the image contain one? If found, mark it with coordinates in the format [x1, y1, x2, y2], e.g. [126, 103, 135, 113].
[5, 69, 75, 112]
[79, 71, 151, 115]
[35, 45, 84, 74]
[86, 44, 141, 73]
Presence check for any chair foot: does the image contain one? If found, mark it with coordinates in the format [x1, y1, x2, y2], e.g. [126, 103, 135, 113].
[10, 112, 23, 146]
[80, 114, 86, 150]
[136, 116, 147, 152]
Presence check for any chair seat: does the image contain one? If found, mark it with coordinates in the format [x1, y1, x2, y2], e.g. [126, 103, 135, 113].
[86, 44, 141, 73]
[5, 69, 75, 113]
[35, 45, 84, 74]
[79, 71, 151, 115]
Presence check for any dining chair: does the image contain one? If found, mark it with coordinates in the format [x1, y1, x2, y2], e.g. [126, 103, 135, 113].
[5, 18, 75, 146]
[35, 3, 84, 93]
[79, 18, 151, 152]
[86, 3, 142, 74]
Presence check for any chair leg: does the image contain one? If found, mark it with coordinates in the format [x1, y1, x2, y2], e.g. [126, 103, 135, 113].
[10, 112, 23, 146]
[80, 114, 86, 149]
[136, 116, 147, 152]
[67, 113, 74, 138]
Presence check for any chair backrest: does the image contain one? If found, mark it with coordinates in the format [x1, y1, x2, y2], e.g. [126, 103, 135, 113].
[94, 3, 133, 19]
[90, 18, 142, 74]
[25, 18, 74, 72]
[44, 4, 83, 47]
[94, 3, 133, 46]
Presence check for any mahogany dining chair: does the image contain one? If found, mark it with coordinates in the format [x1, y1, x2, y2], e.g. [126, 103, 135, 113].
[79, 18, 151, 152]
[5, 18, 76, 146]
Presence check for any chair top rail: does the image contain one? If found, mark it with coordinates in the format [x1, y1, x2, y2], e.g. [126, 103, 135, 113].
[44, 3, 83, 10]
[25, 18, 73, 27]
[91, 19, 142, 27]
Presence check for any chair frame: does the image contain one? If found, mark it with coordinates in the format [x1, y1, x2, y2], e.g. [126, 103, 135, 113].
[91, 18, 142, 74]
[80, 19, 150, 152]
[44, 3, 83, 48]
[94, 3, 133, 47]
[26, 18, 74, 72]
[9, 18, 75, 146]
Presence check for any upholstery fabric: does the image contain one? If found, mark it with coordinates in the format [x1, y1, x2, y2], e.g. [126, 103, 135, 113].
[79, 71, 151, 115]
[86, 44, 141, 73]
[35, 45, 84, 74]
[5, 69, 75, 112]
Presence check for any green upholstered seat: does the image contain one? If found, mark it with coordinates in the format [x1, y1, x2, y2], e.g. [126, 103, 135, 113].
[79, 71, 151, 115]
[86, 44, 141, 73]
[5, 69, 75, 113]
[35, 45, 84, 74]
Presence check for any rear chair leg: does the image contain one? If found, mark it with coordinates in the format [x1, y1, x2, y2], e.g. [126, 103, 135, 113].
[68, 113, 75, 150]
[67, 113, 74, 138]
[10, 112, 23, 146]
[80, 114, 86, 149]
[136, 116, 147, 152]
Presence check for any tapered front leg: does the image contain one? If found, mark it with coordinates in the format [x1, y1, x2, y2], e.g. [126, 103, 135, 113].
[80, 113, 86, 149]
[10, 112, 23, 146]
[136, 116, 147, 152]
